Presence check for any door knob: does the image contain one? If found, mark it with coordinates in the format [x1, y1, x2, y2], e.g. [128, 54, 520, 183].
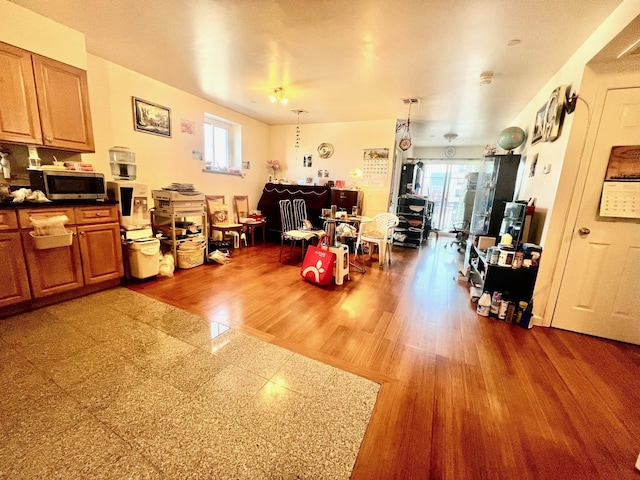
[578, 227, 590, 235]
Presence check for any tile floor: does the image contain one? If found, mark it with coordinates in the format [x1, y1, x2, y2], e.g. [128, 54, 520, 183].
[0, 288, 379, 479]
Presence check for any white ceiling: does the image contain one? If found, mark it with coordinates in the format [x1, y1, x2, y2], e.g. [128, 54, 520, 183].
[13, 0, 624, 147]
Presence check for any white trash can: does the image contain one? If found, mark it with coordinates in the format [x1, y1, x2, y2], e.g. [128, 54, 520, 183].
[127, 238, 160, 279]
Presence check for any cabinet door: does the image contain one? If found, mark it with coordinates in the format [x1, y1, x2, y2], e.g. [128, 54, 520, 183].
[0, 232, 31, 308]
[32, 55, 95, 152]
[21, 228, 83, 298]
[0, 42, 42, 144]
[77, 223, 123, 285]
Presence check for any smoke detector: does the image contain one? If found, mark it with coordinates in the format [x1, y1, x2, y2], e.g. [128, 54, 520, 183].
[479, 72, 493, 85]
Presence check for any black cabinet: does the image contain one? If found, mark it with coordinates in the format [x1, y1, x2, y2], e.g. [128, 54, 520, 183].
[470, 154, 521, 238]
[394, 195, 433, 248]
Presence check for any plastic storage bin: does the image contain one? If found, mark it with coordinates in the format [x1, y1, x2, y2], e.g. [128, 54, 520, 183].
[127, 238, 160, 279]
[30, 230, 73, 249]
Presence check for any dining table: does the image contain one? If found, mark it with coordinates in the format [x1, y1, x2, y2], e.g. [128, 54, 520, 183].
[321, 214, 372, 273]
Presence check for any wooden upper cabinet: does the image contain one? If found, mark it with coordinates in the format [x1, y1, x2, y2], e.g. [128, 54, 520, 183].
[32, 54, 95, 152]
[0, 42, 42, 144]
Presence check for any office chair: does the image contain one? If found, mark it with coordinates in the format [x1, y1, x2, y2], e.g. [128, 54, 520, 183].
[444, 221, 469, 253]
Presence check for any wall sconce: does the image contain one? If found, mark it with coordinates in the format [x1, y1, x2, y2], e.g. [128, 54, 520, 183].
[269, 87, 288, 105]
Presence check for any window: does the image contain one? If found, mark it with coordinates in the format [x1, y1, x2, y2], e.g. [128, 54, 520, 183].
[203, 114, 241, 173]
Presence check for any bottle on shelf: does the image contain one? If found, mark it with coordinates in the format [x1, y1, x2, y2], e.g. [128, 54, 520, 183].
[498, 292, 510, 321]
[518, 299, 534, 329]
[515, 301, 528, 325]
[477, 291, 491, 316]
[505, 301, 516, 324]
[490, 291, 502, 318]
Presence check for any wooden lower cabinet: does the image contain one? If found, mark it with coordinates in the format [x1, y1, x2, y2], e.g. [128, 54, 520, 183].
[21, 228, 84, 297]
[0, 232, 31, 308]
[77, 222, 123, 285]
[2, 205, 124, 310]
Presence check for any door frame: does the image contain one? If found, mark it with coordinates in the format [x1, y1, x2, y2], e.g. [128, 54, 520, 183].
[547, 62, 640, 328]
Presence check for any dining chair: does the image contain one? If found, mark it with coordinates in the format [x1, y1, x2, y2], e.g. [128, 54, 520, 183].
[233, 195, 266, 245]
[205, 194, 243, 246]
[355, 212, 400, 267]
[279, 199, 319, 262]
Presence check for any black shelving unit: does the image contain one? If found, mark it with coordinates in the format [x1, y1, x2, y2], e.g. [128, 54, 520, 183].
[468, 244, 538, 304]
[394, 195, 433, 248]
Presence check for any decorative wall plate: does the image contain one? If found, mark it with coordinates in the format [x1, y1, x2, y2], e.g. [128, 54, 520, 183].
[317, 143, 334, 158]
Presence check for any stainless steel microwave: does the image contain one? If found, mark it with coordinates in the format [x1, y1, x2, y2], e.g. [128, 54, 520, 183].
[28, 169, 107, 200]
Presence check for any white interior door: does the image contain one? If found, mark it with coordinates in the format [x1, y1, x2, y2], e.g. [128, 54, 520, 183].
[553, 87, 640, 345]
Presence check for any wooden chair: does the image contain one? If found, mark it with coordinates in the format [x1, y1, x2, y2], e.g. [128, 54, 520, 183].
[205, 195, 243, 247]
[233, 195, 266, 246]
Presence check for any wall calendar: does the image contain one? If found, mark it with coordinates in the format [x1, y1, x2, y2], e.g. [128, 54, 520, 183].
[599, 146, 640, 219]
[362, 148, 389, 186]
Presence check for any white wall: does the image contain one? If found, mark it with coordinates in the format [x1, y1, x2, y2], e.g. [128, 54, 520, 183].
[509, 0, 640, 326]
[269, 119, 397, 216]
[411, 146, 484, 160]
[83, 55, 270, 208]
[0, 0, 86, 69]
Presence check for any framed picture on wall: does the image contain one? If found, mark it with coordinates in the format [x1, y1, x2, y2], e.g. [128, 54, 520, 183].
[532, 105, 546, 145]
[132, 97, 172, 137]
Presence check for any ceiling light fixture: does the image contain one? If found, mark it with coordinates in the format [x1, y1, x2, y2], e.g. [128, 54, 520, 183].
[269, 87, 288, 104]
[479, 72, 493, 85]
[444, 133, 458, 143]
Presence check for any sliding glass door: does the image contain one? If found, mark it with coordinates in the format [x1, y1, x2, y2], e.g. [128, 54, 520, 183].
[419, 159, 482, 231]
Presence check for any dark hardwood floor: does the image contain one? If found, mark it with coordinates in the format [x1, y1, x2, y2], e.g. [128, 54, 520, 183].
[128, 239, 640, 479]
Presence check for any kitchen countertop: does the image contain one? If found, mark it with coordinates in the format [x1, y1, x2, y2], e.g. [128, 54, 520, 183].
[0, 199, 118, 209]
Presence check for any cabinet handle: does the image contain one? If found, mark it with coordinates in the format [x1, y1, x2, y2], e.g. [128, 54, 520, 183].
[578, 227, 590, 235]
[96, 212, 101, 216]
[80, 231, 85, 235]
[45, 137, 52, 143]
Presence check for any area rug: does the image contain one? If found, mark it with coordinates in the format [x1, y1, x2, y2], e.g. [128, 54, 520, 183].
[0, 287, 380, 479]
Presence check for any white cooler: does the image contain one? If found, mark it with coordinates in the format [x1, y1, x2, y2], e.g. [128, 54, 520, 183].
[127, 238, 160, 279]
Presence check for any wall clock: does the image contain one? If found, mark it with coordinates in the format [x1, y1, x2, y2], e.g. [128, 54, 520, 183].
[317, 143, 334, 158]
[445, 146, 456, 158]
[399, 138, 412, 151]
[543, 85, 566, 142]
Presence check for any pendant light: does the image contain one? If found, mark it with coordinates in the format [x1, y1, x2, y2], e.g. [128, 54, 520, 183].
[291, 109, 307, 158]
[399, 98, 419, 151]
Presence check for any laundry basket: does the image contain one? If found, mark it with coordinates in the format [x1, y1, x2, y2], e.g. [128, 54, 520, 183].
[176, 239, 206, 269]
